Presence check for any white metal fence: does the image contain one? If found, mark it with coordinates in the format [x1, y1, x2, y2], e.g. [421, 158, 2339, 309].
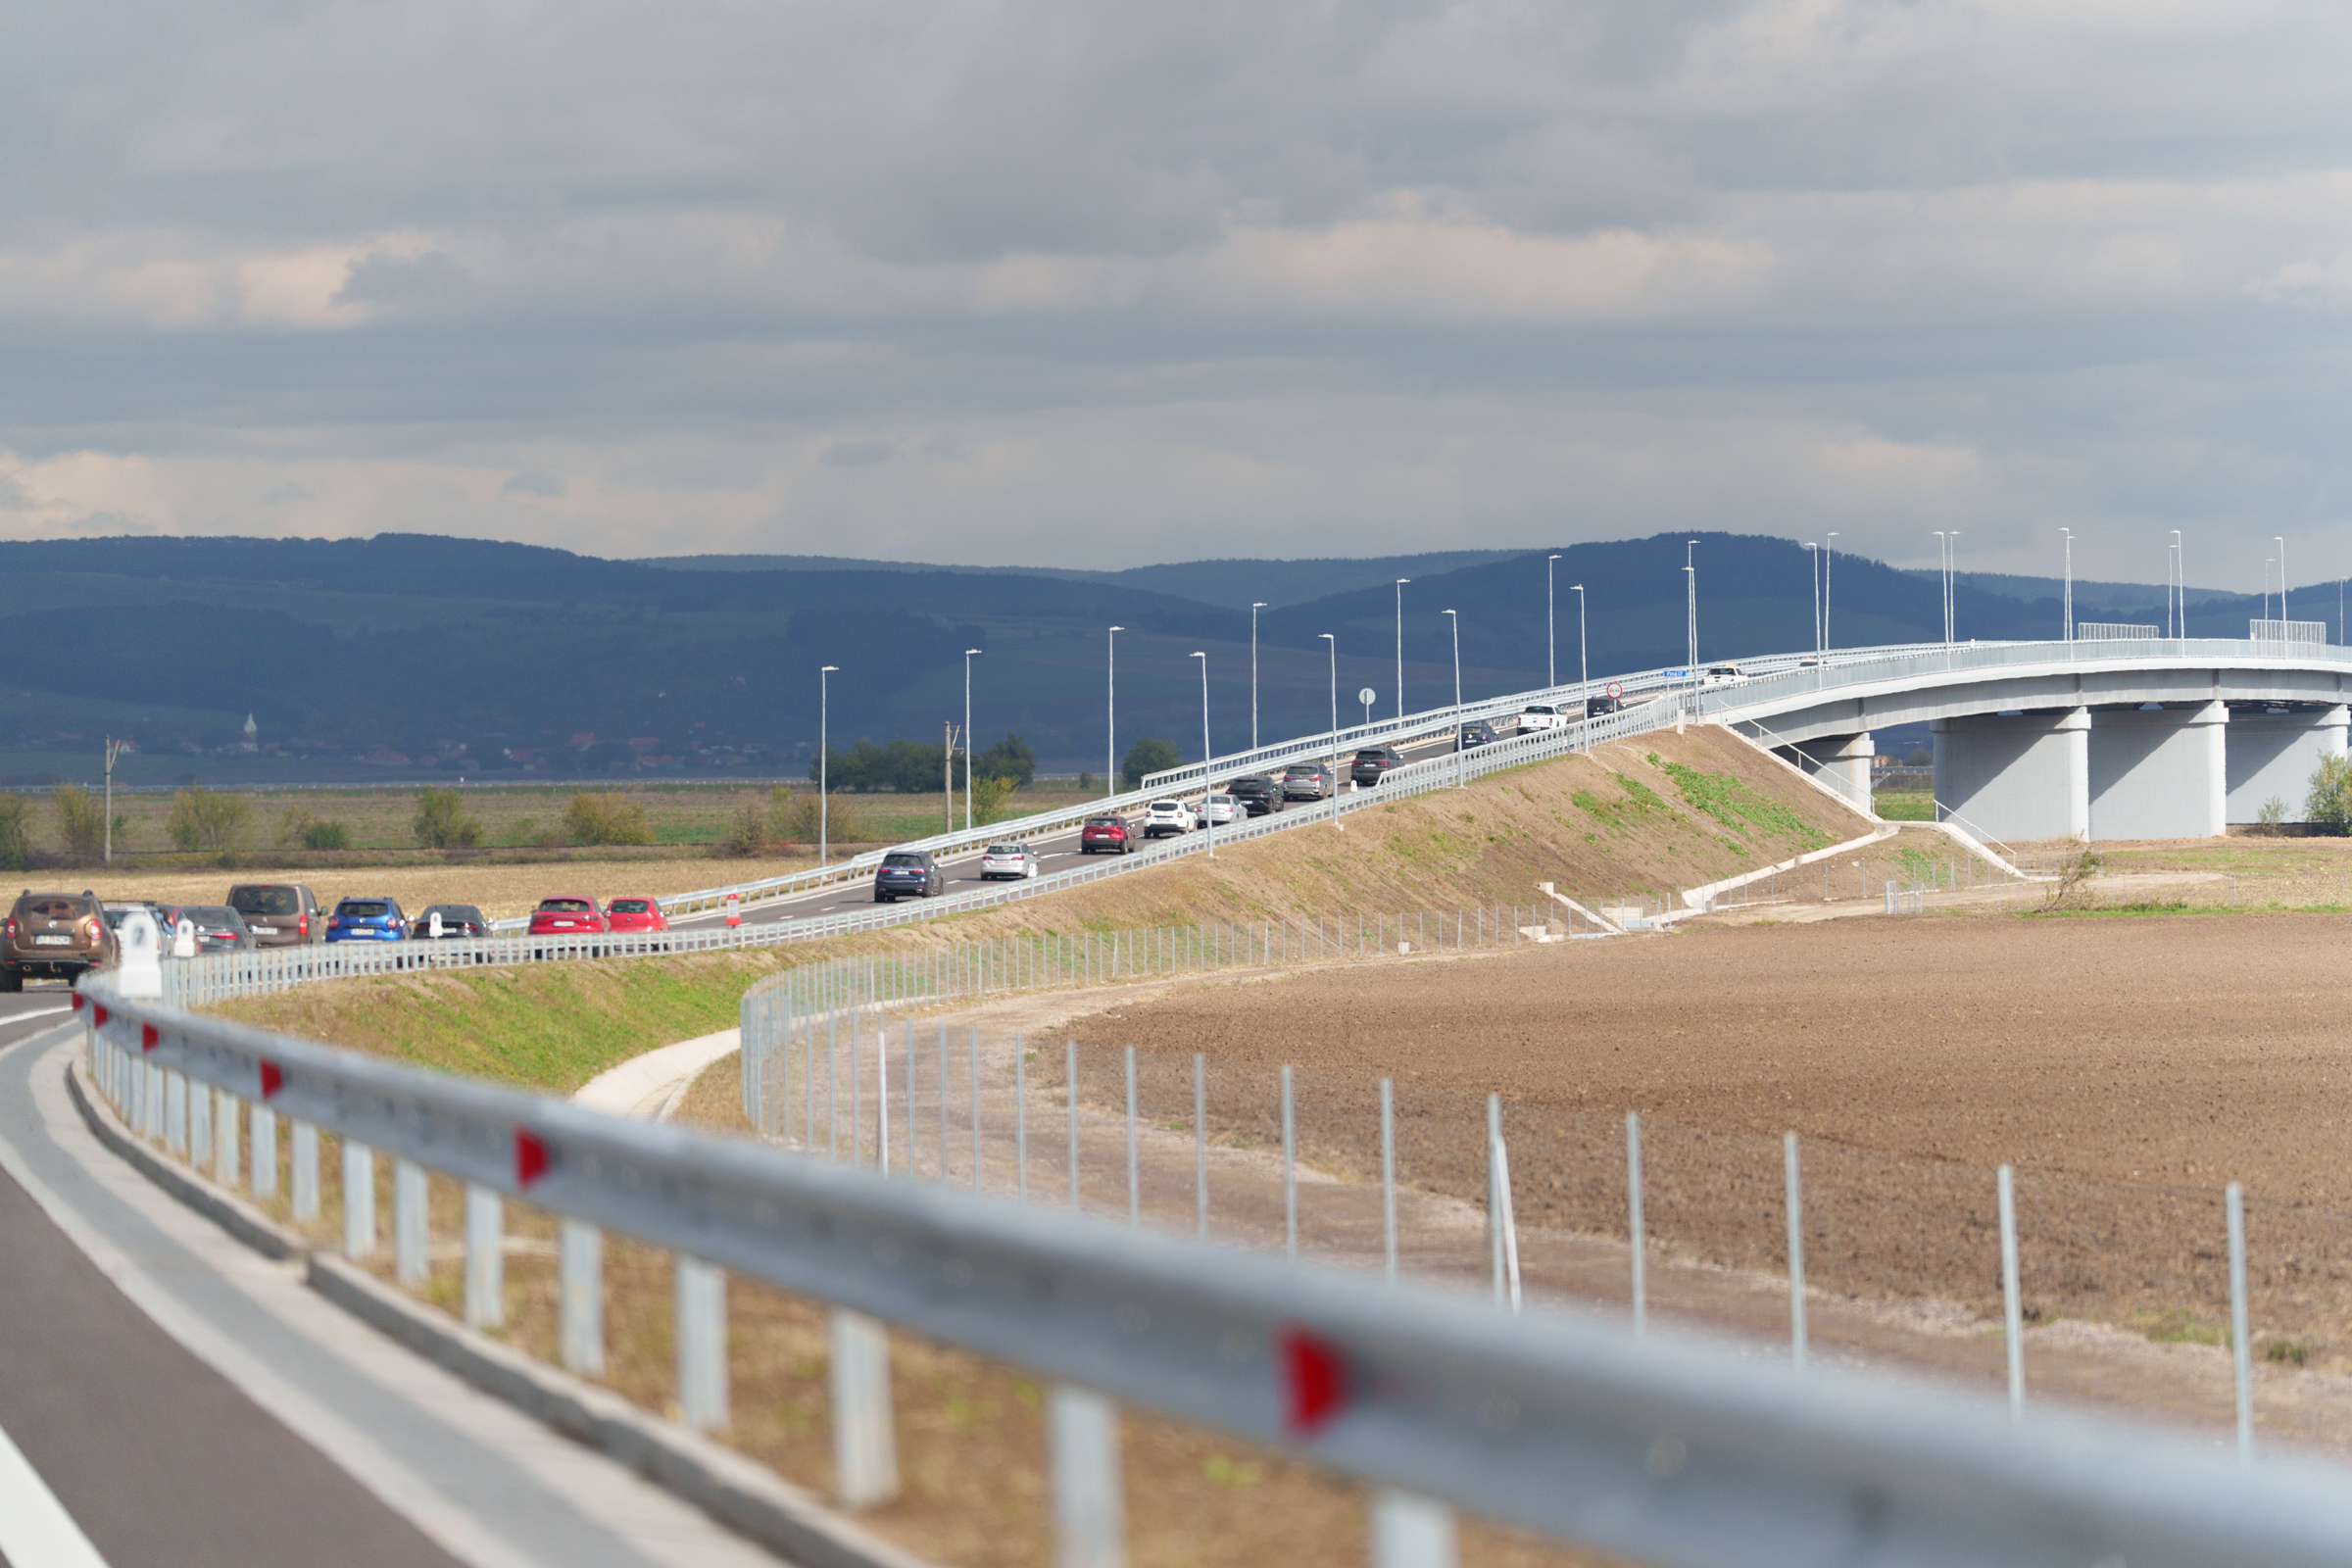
[73, 973, 2352, 1568]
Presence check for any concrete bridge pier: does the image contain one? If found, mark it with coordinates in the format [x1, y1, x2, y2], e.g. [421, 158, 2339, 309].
[1932, 709, 2089, 842]
[2087, 702, 2227, 841]
[1775, 731, 1874, 815]
[2225, 704, 2348, 824]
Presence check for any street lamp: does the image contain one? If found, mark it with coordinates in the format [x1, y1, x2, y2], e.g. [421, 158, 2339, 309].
[2059, 528, 2073, 642]
[1684, 540, 1698, 671]
[1250, 603, 1267, 752]
[1394, 579, 1410, 720]
[1106, 626, 1122, 796]
[818, 665, 839, 865]
[2263, 559, 2274, 625]
[1824, 533, 1838, 652]
[1546, 554, 1560, 688]
[1949, 531, 1960, 644]
[1934, 532, 1948, 646]
[1191, 651, 1212, 858]
[1803, 543, 1820, 655]
[2277, 536, 2288, 625]
[1443, 609, 1462, 787]
[2171, 531, 2182, 638]
[1318, 633, 1338, 828]
[1570, 585, 1589, 738]
[962, 648, 982, 833]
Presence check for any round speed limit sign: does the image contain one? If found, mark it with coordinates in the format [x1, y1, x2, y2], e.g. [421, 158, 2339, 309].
[1357, 687, 1377, 707]
[1606, 680, 1624, 699]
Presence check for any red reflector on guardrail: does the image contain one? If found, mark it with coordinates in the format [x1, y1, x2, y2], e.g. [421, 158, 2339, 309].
[259, 1061, 283, 1100]
[90, 1004, 108, 1027]
[515, 1130, 549, 1189]
[141, 1023, 158, 1052]
[69, 993, 83, 1012]
[1278, 1326, 1349, 1438]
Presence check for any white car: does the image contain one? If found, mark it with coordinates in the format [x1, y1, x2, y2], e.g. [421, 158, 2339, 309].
[1193, 793, 1243, 827]
[1698, 664, 1750, 687]
[978, 842, 1040, 879]
[1519, 703, 1568, 731]
[1144, 800, 1193, 837]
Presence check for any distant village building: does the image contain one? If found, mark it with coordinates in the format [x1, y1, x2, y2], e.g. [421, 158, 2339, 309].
[242, 713, 259, 753]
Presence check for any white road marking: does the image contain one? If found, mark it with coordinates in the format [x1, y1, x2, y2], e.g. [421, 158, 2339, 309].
[0, 1413, 110, 1568]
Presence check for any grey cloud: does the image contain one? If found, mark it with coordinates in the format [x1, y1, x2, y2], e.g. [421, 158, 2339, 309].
[821, 437, 895, 467]
[337, 249, 470, 307]
[261, 481, 312, 503]
[501, 470, 565, 497]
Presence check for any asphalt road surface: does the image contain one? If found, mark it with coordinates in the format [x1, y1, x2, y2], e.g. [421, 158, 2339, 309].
[671, 732, 1463, 929]
[0, 994, 780, 1568]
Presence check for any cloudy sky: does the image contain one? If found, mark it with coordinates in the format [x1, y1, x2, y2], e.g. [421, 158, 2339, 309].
[5, 0, 2351, 585]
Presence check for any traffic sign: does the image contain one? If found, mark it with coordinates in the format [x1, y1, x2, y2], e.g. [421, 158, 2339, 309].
[1357, 687, 1377, 707]
[1606, 680, 1624, 699]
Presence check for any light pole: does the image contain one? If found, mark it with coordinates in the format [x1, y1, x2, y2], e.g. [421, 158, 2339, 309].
[2060, 528, 2073, 641]
[1191, 651, 1212, 858]
[818, 665, 839, 865]
[102, 736, 122, 863]
[962, 648, 982, 832]
[1106, 626, 1122, 795]
[1934, 532, 1947, 645]
[1803, 543, 1820, 654]
[1824, 533, 1837, 652]
[1546, 554, 1560, 688]
[2171, 531, 2182, 638]
[1684, 540, 1698, 671]
[1319, 633, 1338, 828]
[2263, 559, 2274, 625]
[1570, 583, 1589, 718]
[1250, 603, 1266, 752]
[1443, 610, 1462, 787]
[1394, 579, 1410, 719]
[2277, 536, 2287, 625]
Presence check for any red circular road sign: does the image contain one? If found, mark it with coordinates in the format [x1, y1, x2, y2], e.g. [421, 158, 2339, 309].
[1606, 680, 1624, 698]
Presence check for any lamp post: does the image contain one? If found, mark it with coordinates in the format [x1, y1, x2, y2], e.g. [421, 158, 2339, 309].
[1319, 633, 1338, 828]
[1824, 533, 1838, 652]
[1803, 543, 1820, 654]
[818, 665, 839, 865]
[2263, 559, 2274, 625]
[2278, 536, 2288, 625]
[1191, 651, 1212, 858]
[1934, 532, 1949, 646]
[1684, 540, 1698, 671]
[1394, 579, 1410, 719]
[1106, 626, 1122, 796]
[962, 649, 982, 833]
[1250, 603, 1267, 752]
[102, 736, 122, 863]
[2171, 531, 2182, 638]
[1949, 532, 1960, 644]
[1570, 584, 1589, 739]
[2060, 528, 2073, 642]
[1546, 554, 1560, 688]
[1443, 609, 1462, 787]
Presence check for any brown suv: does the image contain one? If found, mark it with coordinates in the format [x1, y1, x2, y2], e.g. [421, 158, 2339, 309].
[3, 890, 118, 990]
[226, 884, 324, 948]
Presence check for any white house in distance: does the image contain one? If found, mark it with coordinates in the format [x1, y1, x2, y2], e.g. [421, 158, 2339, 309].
[242, 713, 258, 753]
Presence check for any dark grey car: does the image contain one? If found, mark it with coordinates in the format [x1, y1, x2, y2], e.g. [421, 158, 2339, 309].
[227, 883, 323, 948]
[1280, 762, 1332, 800]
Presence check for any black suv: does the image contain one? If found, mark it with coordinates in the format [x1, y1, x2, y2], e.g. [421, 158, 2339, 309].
[1224, 774, 1285, 815]
[1280, 761, 1331, 800]
[1583, 695, 1622, 718]
[1350, 745, 1403, 786]
[874, 850, 945, 902]
[1454, 719, 1496, 751]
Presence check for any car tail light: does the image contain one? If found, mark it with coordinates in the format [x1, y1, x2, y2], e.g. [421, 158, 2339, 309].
[298, 913, 308, 935]
[3, 918, 12, 940]
[84, 918, 100, 942]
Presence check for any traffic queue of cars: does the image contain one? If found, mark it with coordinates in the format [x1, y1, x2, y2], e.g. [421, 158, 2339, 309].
[1, 881, 674, 987]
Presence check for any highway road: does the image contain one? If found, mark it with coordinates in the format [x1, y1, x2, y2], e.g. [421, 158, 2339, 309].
[0, 988, 786, 1568]
[669, 730, 1471, 929]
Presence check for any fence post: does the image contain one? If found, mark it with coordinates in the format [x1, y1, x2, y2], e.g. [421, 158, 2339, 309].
[343, 1140, 376, 1259]
[1049, 1384, 1125, 1568]
[2228, 1182, 2253, 1463]
[1626, 1111, 1645, 1336]
[290, 1119, 319, 1221]
[188, 1079, 212, 1169]
[465, 1183, 504, 1330]
[253, 1104, 278, 1199]
[394, 1158, 428, 1288]
[1784, 1132, 1806, 1367]
[677, 1254, 729, 1432]
[830, 1309, 900, 1507]
[1370, 1490, 1456, 1568]
[165, 1069, 186, 1156]
[561, 1218, 605, 1377]
[215, 1093, 240, 1188]
[1997, 1164, 2023, 1420]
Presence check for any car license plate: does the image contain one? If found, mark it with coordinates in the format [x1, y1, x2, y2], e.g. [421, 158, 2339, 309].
[252, 925, 276, 934]
[33, 934, 69, 946]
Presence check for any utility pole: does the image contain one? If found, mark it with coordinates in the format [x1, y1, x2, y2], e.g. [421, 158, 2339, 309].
[1106, 625, 1122, 795]
[962, 650, 982, 832]
[1394, 580, 1410, 720]
[103, 736, 122, 863]
[1191, 652, 1212, 858]
[1250, 603, 1266, 752]
[818, 665, 838, 864]
[1546, 555, 1560, 688]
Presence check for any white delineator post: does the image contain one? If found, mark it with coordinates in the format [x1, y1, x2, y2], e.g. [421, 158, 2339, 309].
[290, 1120, 319, 1221]
[1784, 1132, 1806, 1368]
[2228, 1182, 2253, 1464]
[1380, 1076, 1397, 1284]
[343, 1140, 376, 1259]
[1997, 1164, 2024, 1420]
[1050, 1384, 1125, 1568]
[1371, 1489, 1457, 1568]
[1626, 1111, 1646, 1336]
[252, 1104, 278, 1199]
[394, 1159, 429, 1289]
[561, 1218, 605, 1377]
[676, 1255, 729, 1432]
[465, 1183, 503, 1330]
[830, 1309, 899, 1507]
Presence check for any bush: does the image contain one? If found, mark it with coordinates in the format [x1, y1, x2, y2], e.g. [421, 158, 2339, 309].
[52, 785, 107, 856]
[969, 775, 1017, 824]
[0, 795, 31, 870]
[1121, 736, 1180, 788]
[717, 798, 771, 858]
[2256, 797, 2286, 834]
[1077, 770, 1095, 793]
[561, 792, 652, 847]
[168, 787, 252, 853]
[302, 820, 353, 851]
[2307, 755, 2352, 834]
[413, 788, 483, 849]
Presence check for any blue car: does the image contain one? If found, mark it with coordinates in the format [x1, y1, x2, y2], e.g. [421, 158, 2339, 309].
[326, 896, 409, 942]
[873, 851, 943, 903]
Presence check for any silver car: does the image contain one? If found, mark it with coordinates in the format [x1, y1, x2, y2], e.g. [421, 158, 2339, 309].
[978, 842, 1040, 880]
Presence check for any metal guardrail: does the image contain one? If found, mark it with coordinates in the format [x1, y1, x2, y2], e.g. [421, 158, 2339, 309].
[74, 981, 2352, 1568]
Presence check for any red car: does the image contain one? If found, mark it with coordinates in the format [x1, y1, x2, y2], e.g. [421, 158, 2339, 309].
[605, 896, 666, 934]
[1079, 814, 1133, 855]
[528, 896, 606, 936]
